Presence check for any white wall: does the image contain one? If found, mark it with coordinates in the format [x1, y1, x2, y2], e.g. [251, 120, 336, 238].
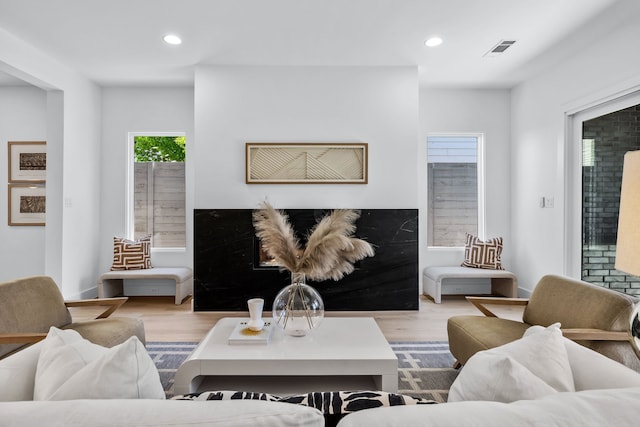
[100, 87, 195, 274]
[59, 82, 102, 298]
[0, 86, 47, 281]
[510, 0, 640, 291]
[419, 89, 512, 275]
[194, 65, 419, 210]
[0, 27, 102, 299]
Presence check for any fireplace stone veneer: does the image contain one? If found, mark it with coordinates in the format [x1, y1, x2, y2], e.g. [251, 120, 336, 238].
[193, 209, 418, 311]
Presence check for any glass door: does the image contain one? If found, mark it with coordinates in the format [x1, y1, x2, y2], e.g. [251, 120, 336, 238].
[571, 95, 640, 295]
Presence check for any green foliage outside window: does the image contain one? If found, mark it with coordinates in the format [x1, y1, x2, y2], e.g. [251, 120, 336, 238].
[134, 136, 185, 162]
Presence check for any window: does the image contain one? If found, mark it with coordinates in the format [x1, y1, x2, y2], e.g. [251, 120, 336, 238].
[427, 134, 484, 247]
[128, 133, 186, 249]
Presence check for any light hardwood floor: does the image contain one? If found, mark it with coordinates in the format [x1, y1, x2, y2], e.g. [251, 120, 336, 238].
[70, 294, 524, 343]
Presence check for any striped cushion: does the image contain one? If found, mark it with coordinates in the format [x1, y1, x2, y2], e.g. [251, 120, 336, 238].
[111, 236, 152, 270]
[461, 233, 504, 270]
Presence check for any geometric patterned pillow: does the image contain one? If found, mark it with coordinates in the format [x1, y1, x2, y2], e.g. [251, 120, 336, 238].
[110, 235, 152, 270]
[461, 233, 504, 270]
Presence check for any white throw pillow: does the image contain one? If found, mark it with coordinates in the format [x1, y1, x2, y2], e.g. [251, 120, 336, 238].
[0, 341, 43, 401]
[448, 351, 558, 403]
[34, 327, 164, 401]
[34, 327, 105, 400]
[493, 322, 574, 393]
[448, 323, 575, 403]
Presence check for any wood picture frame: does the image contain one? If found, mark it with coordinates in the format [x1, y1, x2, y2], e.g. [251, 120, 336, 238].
[8, 141, 46, 183]
[246, 142, 368, 184]
[8, 184, 46, 226]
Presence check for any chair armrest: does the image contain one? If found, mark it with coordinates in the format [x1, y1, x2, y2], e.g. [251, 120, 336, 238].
[0, 333, 47, 345]
[561, 328, 630, 341]
[465, 296, 529, 317]
[0, 298, 128, 345]
[64, 297, 128, 319]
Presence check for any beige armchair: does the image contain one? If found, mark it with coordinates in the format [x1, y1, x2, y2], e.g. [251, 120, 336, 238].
[447, 274, 640, 371]
[0, 276, 145, 359]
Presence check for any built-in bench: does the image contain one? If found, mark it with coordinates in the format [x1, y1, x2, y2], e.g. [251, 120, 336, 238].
[97, 267, 193, 305]
[423, 266, 518, 304]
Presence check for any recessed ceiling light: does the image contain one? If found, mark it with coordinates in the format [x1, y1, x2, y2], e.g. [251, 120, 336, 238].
[425, 37, 443, 47]
[163, 34, 182, 45]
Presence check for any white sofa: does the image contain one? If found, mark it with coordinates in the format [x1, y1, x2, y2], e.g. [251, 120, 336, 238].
[2, 327, 639, 427]
[337, 388, 640, 426]
[0, 332, 324, 427]
[338, 330, 640, 426]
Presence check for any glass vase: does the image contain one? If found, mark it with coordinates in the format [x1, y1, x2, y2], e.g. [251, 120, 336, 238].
[272, 272, 324, 337]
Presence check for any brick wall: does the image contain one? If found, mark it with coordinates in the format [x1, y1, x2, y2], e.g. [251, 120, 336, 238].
[581, 104, 640, 295]
[582, 244, 640, 295]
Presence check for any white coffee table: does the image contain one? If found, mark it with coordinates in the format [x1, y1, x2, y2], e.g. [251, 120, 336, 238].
[173, 317, 398, 395]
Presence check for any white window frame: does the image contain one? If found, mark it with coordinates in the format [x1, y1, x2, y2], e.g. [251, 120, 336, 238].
[426, 132, 486, 248]
[127, 131, 187, 252]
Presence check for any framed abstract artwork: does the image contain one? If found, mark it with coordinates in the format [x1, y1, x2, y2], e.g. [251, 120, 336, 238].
[8, 184, 46, 226]
[245, 142, 368, 184]
[8, 141, 46, 183]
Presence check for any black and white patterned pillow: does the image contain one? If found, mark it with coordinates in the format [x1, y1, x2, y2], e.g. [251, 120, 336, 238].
[174, 390, 279, 402]
[278, 390, 435, 413]
[173, 389, 436, 413]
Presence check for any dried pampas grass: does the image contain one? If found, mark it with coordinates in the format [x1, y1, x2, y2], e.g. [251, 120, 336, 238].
[252, 202, 375, 281]
[252, 203, 300, 273]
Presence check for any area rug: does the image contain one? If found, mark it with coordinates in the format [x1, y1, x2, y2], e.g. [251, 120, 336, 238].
[146, 341, 459, 403]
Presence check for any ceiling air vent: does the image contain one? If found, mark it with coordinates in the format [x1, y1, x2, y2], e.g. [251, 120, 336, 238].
[484, 40, 516, 57]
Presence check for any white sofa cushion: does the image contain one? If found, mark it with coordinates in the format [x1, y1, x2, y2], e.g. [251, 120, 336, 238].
[336, 387, 640, 427]
[34, 327, 164, 401]
[0, 399, 325, 427]
[563, 335, 640, 390]
[448, 323, 574, 402]
[0, 341, 43, 401]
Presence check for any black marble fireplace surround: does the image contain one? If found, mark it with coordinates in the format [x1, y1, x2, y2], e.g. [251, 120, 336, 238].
[193, 209, 418, 311]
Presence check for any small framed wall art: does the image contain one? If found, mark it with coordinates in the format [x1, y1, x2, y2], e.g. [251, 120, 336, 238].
[8, 141, 46, 183]
[8, 184, 46, 226]
[245, 142, 368, 184]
